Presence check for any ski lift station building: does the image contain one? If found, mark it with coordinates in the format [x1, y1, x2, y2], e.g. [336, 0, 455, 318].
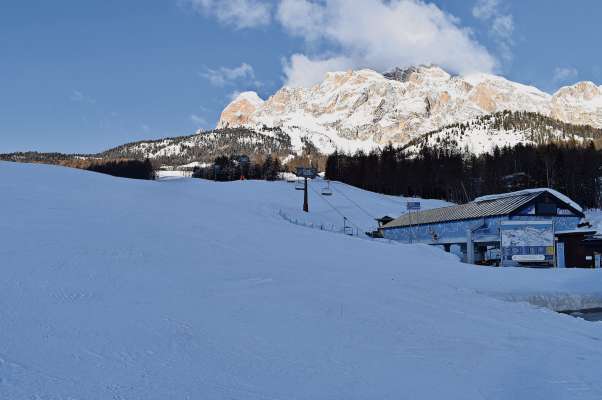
[381, 189, 586, 266]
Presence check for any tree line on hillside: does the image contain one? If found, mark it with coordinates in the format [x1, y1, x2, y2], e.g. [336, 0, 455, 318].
[325, 143, 602, 208]
[86, 159, 155, 180]
[99, 127, 296, 166]
[192, 155, 283, 181]
[0, 152, 155, 180]
[403, 111, 602, 152]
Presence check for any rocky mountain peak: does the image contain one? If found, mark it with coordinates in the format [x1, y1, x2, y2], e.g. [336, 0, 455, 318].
[218, 92, 264, 128]
[383, 65, 450, 83]
[216, 66, 602, 155]
[554, 81, 602, 101]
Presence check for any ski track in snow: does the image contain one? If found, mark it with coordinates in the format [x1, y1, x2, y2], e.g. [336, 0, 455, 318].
[2, 162, 602, 399]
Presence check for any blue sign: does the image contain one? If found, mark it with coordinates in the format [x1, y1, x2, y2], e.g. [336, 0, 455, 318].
[296, 167, 317, 178]
[406, 201, 421, 211]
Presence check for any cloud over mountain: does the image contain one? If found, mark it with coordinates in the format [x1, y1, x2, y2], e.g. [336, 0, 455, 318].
[186, 0, 272, 29]
[277, 0, 498, 86]
[188, 0, 499, 88]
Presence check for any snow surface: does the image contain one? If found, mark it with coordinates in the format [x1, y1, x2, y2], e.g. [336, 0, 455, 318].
[232, 91, 264, 108]
[155, 170, 193, 180]
[3, 161, 602, 399]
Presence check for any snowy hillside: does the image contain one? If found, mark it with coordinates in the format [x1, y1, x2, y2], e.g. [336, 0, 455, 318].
[404, 111, 602, 155]
[98, 127, 295, 165]
[3, 162, 602, 399]
[219, 65, 602, 154]
[277, 179, 449, 233]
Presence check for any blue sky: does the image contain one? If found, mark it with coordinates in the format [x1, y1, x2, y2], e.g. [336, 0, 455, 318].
[1, 0, 601, 153]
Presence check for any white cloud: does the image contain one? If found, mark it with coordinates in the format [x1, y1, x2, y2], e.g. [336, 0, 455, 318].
[553, 67, 579, 83]
[276, 0, 326, 41]
[276, 0, 497, 87]
[190, 114, 208, 126]
[199, 63, 260, 87]
[472, 0, 514, 61]
[70, 90, 95, 104]
[491, 14, 514, 40]
[472, 0, 498, 20]
[187, 0, 271, 29]
[229, 90, 243, 101]
[282, 54, 354, 87]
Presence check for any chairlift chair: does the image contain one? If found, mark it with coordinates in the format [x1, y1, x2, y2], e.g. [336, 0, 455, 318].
[321, 180, 333, 196]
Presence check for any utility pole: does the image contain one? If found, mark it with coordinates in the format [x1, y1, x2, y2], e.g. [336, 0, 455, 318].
[303, 176, 309, 212]
[296, 166, 315, 213]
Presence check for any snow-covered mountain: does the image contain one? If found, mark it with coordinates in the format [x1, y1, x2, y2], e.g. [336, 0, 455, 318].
[97, 127, 296, 165]
[403, 110, 602, 155]
[219, 66, 602, 154]
[34, 66, 601, 167]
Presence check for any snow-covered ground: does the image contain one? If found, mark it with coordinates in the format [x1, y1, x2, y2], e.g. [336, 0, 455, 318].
[3, 161, 602, 399]
[585, 209, 602, 232]
[155, 169, 193, 180]
[277, 178, 449, 234]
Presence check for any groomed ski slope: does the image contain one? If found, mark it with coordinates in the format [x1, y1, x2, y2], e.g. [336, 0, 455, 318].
[276, 178, 449, 234]
[2, 161, 602, 400]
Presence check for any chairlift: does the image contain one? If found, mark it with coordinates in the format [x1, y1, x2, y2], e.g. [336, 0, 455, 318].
[321, 180, 333, 196]
[343, 216, 354, 236]
[295, 179, 305, 190]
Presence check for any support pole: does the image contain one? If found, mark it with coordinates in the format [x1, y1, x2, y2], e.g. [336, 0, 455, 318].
[303, 177, 309, 212]
[466, 229, 475, 264]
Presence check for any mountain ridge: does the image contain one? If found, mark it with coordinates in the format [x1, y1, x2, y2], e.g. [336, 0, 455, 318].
[219, 65, 602, 155]
[4, 66, 602, 167]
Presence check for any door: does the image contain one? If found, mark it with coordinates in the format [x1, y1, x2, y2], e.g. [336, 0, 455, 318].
[556, 242, 566, 268]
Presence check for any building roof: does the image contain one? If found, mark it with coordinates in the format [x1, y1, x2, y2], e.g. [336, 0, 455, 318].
[474, 188, 583, 213]
[383, 189, 582, 229]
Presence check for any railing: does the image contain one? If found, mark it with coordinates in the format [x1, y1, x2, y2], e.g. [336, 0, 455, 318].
[278, 209, 362, 236]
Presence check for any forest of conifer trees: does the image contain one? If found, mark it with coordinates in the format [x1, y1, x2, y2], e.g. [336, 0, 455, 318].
[192, 155, 282, 181]
[325, 143, 602, 208]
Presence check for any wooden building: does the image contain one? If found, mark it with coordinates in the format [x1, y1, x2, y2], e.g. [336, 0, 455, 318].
[556, 230, 602, 268]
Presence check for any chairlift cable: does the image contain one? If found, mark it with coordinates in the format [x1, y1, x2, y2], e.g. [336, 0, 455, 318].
[330, 182, 377, 219]
[308, 181, 363, 233]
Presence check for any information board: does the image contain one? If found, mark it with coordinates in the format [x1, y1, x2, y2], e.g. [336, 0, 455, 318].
[296, 167, 317, 178]
[406, 201, 421, 211]
[500, 220, 554, 267]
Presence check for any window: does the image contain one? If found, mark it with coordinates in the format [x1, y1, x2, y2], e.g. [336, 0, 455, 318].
[535, 203, 557, 216]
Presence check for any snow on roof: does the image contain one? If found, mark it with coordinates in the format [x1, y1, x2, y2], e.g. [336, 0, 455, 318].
[474, 188, 583, 213]
[555, 228, 597, 235]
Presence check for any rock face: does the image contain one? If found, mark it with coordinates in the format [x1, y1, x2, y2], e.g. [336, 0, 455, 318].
[219, 92, 264, 127]
[218, 66, 602, 154]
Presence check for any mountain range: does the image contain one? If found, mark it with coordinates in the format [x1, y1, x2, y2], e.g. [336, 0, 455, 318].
[4, 66, 602, 166]
[219, 65, 602, 155]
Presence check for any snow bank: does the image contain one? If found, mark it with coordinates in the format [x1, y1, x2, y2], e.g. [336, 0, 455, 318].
[155, 170, 193, 180]
[2, 161, 602, 400]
